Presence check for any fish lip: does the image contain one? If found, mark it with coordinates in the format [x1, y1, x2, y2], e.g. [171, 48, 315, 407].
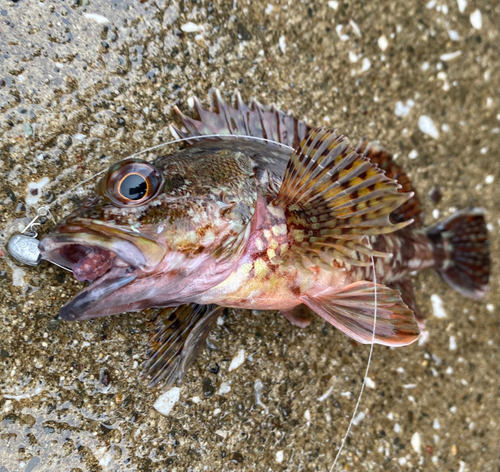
[58, 267, 138, 321]
[39, 232, 146, 321]
[39, 232, 147, 272]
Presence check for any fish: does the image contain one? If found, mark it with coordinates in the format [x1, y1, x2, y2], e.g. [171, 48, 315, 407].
[39, 90, 491, 388]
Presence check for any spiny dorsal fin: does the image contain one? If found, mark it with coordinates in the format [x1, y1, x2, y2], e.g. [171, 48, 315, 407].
[171, 89, 311, 149]
[356, 138, 424, 227]
[273, 128, 413, 267]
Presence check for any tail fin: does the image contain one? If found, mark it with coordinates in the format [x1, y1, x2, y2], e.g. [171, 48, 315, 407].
[426, 208, 490, 300]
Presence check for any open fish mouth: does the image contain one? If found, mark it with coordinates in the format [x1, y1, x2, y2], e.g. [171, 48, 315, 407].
[39, 232, 148, 281]
[39, 230, 164, 321]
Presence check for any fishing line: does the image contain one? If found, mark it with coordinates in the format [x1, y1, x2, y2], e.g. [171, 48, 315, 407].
[12, 129, 381, 468]
[329, 254, 377, 471]
[20, 133, 296, 233]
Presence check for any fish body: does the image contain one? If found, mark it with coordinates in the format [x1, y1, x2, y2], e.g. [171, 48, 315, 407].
[39, 90, 490, 387]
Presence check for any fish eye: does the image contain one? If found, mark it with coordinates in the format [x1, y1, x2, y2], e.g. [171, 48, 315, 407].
[103, 159, 163, 206]
[119, 173, 149, 201]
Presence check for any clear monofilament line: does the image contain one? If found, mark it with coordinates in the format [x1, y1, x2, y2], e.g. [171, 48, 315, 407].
[23, 133, 296, 231]
[329, 255, 378, 472]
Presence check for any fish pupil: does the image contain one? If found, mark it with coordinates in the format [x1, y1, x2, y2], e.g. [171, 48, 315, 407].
[120, 174, 147, 200]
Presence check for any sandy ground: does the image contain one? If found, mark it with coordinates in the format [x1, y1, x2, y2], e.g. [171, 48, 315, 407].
[0, 0, 499, 471]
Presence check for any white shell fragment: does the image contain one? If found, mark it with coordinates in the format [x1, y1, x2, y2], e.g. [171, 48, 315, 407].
[378, 35, 389, 51]
[440, 51, 462, 61]
[431, 294, 447, 318]
[228, 349, 246, 371]
[411, 432, 422, 454]
[470, 9, 482, 29]
[82, 13, 109, 24]
[418, 115, 440, 139]
[365, 377, 376, 389]
[279, 35, 286, 54]
[394, 99, 415, 117]
[26, 177, 50, 206]
[153, 387, 180, 416]
[180, 22, 200, 33]
[218, 382, 231, 395]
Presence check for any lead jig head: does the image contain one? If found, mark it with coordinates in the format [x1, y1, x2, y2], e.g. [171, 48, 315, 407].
[7, 233, 42, 266]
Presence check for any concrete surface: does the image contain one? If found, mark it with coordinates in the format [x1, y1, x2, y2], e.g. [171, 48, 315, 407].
[0, 0, 499, 471]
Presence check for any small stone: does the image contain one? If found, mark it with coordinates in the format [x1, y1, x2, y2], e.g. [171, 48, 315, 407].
[237, 23, 252, 41]
[230, 452, 243, 463]
[202, 377, 215, 397]
[429, 186, 442, 203]
[100, 369, 111, 386]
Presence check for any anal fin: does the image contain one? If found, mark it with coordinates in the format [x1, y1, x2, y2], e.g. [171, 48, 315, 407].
[141, 303, 223, 388]
[301, 281, 420, 347]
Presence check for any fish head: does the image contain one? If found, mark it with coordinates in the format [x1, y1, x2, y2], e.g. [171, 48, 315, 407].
[40, 150, 257, 320]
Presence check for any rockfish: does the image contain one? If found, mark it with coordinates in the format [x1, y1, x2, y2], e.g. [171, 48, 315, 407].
[39, 90, 490, 387]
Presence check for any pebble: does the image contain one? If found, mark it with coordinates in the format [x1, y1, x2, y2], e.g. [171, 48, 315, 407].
[202, 377, 215, 397]
[429, 186, 442, 203]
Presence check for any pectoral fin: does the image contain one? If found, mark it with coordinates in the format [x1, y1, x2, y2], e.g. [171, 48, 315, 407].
[301, 281, 420, 347]
[272, 128, 413, 269]
[141, 303, 223, 388]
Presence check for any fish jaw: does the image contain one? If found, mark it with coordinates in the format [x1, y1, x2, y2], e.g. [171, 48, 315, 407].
[39, 219, 168, 320]
[39, 225, 247, 320]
